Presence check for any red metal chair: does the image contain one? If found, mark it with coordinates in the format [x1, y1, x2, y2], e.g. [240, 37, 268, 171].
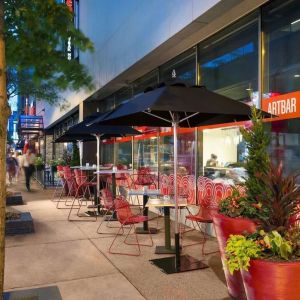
[109, 198, 153, 256]
[96, 189, 120, 234]
[67, 169, 98, 221]
[52, 165, 68, 202]
[182, 177, 224, 255]
[130, 167, 157, 189]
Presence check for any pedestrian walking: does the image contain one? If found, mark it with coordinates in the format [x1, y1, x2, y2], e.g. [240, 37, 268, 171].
[6, 152, 18, 185]
[22, 149, 36, 191]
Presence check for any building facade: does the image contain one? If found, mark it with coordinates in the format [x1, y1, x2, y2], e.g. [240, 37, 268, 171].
[45, 0, 300, 180]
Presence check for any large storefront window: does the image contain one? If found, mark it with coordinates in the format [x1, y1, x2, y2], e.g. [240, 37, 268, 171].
[159, 131, 196, 176]
[269, 119, 300, 181]
[198, 13, 259, 105]
[100, 143, 114, 165]
[199, 126, 246, 184]
[133, 70, 159, 95]
[133, 137, 158, 172]
[160, 48, 196, 85]
[115, 141, 132, 167]
[262, 0, 300, 96]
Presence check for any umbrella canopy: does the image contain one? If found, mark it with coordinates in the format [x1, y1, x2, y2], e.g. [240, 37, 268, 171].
[90, 84, 271, 127]
[90, 83, 272, 273]
[54, 134, 95, 143]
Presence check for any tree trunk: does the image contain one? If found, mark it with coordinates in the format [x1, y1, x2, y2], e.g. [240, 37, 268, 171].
[0, 0, 10, 298]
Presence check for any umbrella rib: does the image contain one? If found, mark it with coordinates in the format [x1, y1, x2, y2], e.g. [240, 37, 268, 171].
[143, 111, 172, 124]
[179, 112, 199, 125]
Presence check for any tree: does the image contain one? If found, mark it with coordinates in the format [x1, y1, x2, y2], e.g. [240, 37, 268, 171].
[70, 142, 80, 167]
[0, 0, 94, 296]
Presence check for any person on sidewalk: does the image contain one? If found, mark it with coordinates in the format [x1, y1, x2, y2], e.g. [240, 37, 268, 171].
[22, 149, 36, 191]
[6, 151, 18, 185]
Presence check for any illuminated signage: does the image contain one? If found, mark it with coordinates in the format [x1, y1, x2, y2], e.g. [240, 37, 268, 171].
[65, 0, 74, 60]
[262, 91, 300, 120]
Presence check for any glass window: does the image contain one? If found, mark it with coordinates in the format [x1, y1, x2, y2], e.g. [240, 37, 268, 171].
[133, 137, 158, 172]
[198, 13, 259, 105]
[133, 70, 159, 95]
[269, 119, 300, 182]
[100, 143, 114, 165]
[160, 48, 196, 85]
[262, 0, 300, 95]
[115, 141, 132, 167]
[159, 131, 196, 176]
[200, 126, 246, 185]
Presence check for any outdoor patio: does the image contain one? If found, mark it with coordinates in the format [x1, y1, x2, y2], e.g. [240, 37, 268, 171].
[4, 177, 229, 300]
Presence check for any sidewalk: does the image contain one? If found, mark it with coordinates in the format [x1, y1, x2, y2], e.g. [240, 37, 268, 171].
[4, 177, 229, 300]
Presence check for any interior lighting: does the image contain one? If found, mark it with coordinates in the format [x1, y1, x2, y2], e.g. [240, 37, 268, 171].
[294, 74, 300, 78]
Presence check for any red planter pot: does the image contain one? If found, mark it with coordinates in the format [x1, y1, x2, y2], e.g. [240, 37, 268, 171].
[242, 259, 300, 300]
[213, 213, 257, 300]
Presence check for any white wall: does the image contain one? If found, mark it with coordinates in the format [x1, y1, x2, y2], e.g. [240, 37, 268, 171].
[44, 0, 221, 127]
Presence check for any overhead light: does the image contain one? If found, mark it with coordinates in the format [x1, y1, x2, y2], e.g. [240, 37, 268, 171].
[246, 88, 252, 91]
[294, 74, 300, 78]
[291, 19, 300, 25]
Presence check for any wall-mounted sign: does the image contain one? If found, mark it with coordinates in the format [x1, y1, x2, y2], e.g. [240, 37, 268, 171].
[262, 91, 300, 120]
[65, 0, 74, 60]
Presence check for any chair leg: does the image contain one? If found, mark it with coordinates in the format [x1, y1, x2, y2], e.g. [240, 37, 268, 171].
[109, 224, 141, 256]
[201, 224, 219, 256]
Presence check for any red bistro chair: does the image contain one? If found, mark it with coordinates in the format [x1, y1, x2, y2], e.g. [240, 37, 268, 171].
[56, 167, 78, 209]
[67, 169, 98, 221]
[183, 177, 223, 255]
[52, 165, 68, 202]
[109, 198, 153, 256]
[96, 189, 120, 234]
[130, 167, 157, 189]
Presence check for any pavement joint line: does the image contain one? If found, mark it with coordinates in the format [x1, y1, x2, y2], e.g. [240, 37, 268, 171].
[5, 272, 119, 292]
[5, 237, 90, 248]
[88, 238, 147, 300]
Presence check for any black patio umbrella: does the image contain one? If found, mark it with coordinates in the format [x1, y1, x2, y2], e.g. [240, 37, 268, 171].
[56, 115, 140, 199]
[89, 83, 272, 273]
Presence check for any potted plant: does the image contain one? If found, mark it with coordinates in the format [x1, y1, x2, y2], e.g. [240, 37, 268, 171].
[35, 156, 45, 171]
[213, 107, 271, 299]
[225, 162, 300, 300]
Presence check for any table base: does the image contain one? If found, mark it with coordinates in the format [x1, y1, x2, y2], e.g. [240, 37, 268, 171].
[155, 245, 175, 254]
[150, 255, 208, 274]
[135, 227, 158, 234]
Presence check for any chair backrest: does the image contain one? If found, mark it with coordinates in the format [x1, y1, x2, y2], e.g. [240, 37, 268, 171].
[57, 165, 65, 179]
[116, 164, 128, 180]
[100, 189, 114, 209]
[114, 198, 132, 224]
[74, 169, 88, 185]
[135, 167, 156, 186]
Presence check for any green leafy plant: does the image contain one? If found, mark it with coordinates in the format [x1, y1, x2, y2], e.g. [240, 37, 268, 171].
[34, 156, 44, 167]
[225, 234, 262, 274]
[70, 142, 80, 167]
[219, 187, 268, 220]
[226, 230, 294, 274]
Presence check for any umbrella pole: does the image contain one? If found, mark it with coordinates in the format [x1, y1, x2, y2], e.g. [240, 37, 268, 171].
[96, 135, 100, 200]
[173, 121, 181, 271]
[78, 140, 83, 167]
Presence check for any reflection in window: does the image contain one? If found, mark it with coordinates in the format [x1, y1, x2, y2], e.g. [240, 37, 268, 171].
[198, 14, 258, 105]
[159, 131, 196, 176]
[269, 119, 300, 182]
[100, 143, 114, 165]
[115, 141, 132, 167]
[133, 137, 158, 172]
[262, 0, 300, 95]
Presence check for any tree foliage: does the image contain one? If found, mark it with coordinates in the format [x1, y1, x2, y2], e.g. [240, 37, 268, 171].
[4, 0, 94, 102]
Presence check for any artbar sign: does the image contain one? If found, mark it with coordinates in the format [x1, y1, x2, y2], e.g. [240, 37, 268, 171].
[262, 91, 300, 120]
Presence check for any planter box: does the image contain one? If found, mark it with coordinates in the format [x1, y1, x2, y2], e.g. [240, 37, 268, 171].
[5, 212, 34, 235]
[242, 259, 300, 300]
[6, 193, 24, 206]
[213, 213, 257, 300]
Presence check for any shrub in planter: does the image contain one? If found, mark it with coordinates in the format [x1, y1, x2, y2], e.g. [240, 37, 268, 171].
[35, 156, 45, 171]
[225, 162, 300, 300]
[213, 107, 271, 299]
